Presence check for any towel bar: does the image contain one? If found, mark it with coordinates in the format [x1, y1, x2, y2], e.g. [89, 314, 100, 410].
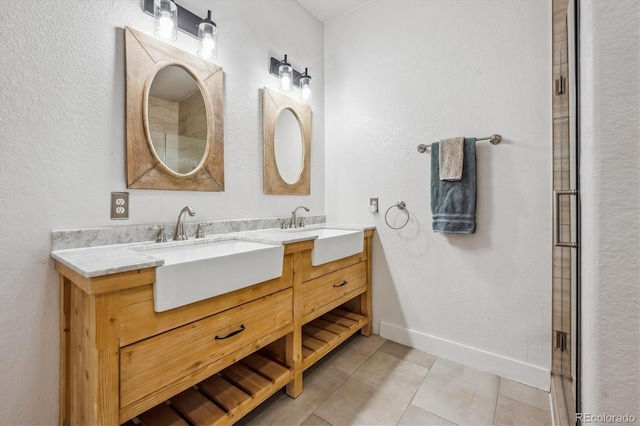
[417, 134, 502, 153]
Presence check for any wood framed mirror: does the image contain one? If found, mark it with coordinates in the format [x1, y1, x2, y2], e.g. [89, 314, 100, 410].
[125, 27, 224, 191]
[263, 87, 311, 195]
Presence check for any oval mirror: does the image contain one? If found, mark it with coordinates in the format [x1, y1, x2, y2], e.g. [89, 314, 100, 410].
[274, 109, 304, 184]
[147, 65, 208, 174]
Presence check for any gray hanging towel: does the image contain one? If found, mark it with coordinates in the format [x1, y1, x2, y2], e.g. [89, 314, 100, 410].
[431, 138, 477, 234]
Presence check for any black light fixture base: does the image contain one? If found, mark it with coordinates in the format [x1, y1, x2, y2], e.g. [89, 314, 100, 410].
[269, 57, 303, 88]
[144, 0, 206, 39]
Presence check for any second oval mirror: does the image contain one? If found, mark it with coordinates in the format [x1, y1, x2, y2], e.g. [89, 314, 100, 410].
[263, 87, 311, 195]
[274, 109, 303, 184]
[147, 65, 207, 175]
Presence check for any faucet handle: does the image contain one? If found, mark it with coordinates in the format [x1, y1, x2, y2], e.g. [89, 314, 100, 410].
[276, 218, 285, 229]
[195, 223, 208, 239]
[148, 226, 167, 243]
[298, 217, 306, 228]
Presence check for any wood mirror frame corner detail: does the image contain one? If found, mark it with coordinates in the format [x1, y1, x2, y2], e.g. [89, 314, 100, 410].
[263, 87, 311, 195]
[125, 27, 224, 191]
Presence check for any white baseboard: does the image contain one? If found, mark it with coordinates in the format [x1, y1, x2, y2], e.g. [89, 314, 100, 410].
[379, 321, 550, 391]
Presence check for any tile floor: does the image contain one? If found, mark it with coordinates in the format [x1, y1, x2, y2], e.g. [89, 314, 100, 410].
[237, 335, 552, 426]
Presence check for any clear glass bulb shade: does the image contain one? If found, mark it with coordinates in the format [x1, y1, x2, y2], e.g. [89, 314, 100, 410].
[154, 0, 177, 41]
[198, 22, 218, 60]
[300, 76, 312, 101]
[279, 64, 293, 92]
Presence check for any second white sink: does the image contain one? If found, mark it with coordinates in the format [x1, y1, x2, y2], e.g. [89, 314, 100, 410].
[283, 228, 365, 266]
[311, 228, 364, 266]
[143, 239, 284, 312]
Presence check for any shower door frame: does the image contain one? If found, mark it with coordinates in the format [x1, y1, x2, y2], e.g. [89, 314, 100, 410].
[551, 0, 581, 424]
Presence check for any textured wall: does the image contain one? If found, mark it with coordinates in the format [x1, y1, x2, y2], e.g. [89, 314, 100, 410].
[0, 1, 323, 423]
[580, 0, 640, 417]
[325, 0, 552, 382]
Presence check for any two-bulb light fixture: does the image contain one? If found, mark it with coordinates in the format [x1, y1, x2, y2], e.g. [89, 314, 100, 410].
[146, 0, 218, 61]
[270, 55, 312, 102]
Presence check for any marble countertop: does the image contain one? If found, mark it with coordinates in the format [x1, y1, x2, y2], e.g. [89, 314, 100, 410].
[51, 224, 374, 278]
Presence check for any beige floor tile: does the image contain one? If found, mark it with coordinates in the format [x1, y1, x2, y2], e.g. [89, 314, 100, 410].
[398, 404, 457, 425]
[499, 378, 551, 413]
[304, 364, 352, 399]
[493, 395, 552, 425]
[347, 333, 388, 354]
[319, 335, 383, 376]
[235, 390, 289, 426]
[314, 377, 414, 426]
[237, 365, 349, 426]
[301, 413, 332, 426]
[378, 340, 438, 369]
[411, 358, 499, 425]
[351, 351, 429, 394]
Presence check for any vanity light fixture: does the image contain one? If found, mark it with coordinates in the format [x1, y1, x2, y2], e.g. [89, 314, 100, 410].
[197, 10, 218, 60]
[144, 0, 219, 54]
[153, 0, 177, 41]
[269, 55, 311, 98]
[299, 68, 312, 101]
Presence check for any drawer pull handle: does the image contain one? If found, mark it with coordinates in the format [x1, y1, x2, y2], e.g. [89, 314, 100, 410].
[333, 280, 348, 288]
[215, 325, 246, 340]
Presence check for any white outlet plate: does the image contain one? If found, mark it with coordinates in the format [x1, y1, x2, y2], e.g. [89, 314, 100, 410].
[369, 197, 379, 213]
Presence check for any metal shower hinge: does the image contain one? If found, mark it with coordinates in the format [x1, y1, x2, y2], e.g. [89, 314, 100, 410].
[555, 75, 567, 95]
[556, 331, 568, 352]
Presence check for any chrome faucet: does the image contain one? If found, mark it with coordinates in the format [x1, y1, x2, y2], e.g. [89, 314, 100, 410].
[173, 206, 196, 241]
[290, 205, 309, 228]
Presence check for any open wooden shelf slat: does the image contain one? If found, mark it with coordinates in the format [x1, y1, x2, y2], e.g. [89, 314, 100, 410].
[303, 324, 341, 344]
[333, 308, 366, 322]
[321, 312, 359, 328]
[198, 375, 250, 412]
[170, 388, 226, 426]
[133, 353, 292, 426]
[221, 364, 272, 397]
[241, 352, 290, 381]
[301, 308, 367, 370]
[302, 335, 328, 352]
[310, 318, 349, 335]
[137, 402, 189, 426]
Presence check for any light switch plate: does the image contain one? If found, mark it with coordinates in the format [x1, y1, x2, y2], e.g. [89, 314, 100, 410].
[111, 192, 129, 220]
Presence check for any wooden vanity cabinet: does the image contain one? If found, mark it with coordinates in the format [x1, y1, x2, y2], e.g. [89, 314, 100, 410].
[58, 255, 294, 426]
[57, 229, 373, 425]
[285, 229, 373, 397]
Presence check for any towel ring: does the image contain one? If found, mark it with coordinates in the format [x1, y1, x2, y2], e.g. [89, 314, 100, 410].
[385, 201, 410, 230]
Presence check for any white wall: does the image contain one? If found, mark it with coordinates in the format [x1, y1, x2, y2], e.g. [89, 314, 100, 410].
[580, 0, 640, 417]
[0, 1, 323, 423]
[325, 0, 552, 388]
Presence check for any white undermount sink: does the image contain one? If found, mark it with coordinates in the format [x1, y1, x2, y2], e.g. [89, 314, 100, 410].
[285, 228, 364, 266]
[142, 239, 284, 312]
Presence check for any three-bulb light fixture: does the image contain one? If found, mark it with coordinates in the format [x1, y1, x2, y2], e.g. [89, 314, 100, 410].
[148, 0, 217, 60]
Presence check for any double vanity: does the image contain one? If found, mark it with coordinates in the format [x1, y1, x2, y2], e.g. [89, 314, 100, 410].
[53, 223, 374, 425]
[52, 25, 370, 426]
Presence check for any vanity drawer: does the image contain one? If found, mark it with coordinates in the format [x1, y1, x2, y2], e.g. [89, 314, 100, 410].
[300, 262, 367, 323]
[119, 253, 293, 346]
[300, 246, 366, 282]
[119, 288, 292, 408]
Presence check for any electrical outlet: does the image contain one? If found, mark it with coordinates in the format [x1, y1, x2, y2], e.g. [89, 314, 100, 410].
[111, 192, 129, 220]
[369, 197, 379, 213]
